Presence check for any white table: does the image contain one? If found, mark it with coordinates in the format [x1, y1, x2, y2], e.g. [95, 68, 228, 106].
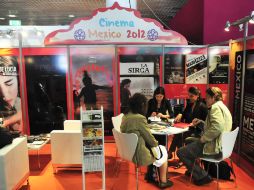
[150, 126, 189, 135]
[27, 138, 50, 169]
[151, 126, 189, 150]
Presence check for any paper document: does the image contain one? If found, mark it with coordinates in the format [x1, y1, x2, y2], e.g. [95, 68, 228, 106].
[32, 140, 45, 145]
[148, 116, 161, 122]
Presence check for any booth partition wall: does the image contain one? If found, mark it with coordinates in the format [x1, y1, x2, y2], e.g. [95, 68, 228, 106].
[0, 45, 230, 136]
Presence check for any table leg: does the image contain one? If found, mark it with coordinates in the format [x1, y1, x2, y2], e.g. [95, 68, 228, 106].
[165, 134, 168, 151]
[37, 149, 41, 169]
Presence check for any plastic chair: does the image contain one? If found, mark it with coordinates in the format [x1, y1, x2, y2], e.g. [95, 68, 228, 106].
[112, 113, 124, 132]
[112, 128, 140, 190]
[190, 127, 239, 190]
[112, 113, 124, 160]
[64, 120, 81, 131]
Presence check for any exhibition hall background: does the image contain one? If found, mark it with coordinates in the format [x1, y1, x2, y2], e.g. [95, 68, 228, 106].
[0, 0, 254, 180]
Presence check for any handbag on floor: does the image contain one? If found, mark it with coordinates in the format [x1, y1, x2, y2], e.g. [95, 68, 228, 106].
[203, 160, 234, 181]
[145, 164, 158, 183]
[0, 127, 13, 149]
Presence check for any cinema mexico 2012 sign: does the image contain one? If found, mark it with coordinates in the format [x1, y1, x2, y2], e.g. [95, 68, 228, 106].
[44, 2, 187, 45]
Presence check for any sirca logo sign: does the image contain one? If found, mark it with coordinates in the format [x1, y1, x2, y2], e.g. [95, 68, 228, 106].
[128, 63, 150, 74]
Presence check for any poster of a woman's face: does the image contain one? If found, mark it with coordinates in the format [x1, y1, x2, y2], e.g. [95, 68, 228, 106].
[0, 56, 22, 133]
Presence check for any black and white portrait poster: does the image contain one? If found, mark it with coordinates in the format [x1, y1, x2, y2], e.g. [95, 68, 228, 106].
[120, 62, 155, 100]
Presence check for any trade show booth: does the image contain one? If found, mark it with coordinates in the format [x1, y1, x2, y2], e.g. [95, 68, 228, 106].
[0, 2, 253, 189]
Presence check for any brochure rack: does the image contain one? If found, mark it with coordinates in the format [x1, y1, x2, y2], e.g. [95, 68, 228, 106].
[81, 106, 105, 190]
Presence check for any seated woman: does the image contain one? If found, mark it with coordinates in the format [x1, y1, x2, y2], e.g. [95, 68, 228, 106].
[168, 87, 208, 159]
[177, 87, 232, 185]
[146, 86, 174, 145]
[121, 93, 173, 188]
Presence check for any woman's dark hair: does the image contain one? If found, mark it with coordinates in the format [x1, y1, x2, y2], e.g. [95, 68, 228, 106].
[128, 93, 147, 115]
[120, 79, 131, 88]
[153, 86, 166, 99]
[188, 86, 201, 101]
[206, 87, 223, 101]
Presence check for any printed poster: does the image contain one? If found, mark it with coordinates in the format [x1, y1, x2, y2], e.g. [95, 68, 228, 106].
[0, 53, 23, 133]
[119, 61, 155, 114]
[232, 51, 244, 135]
[186, 54, 207, 84]
[71, 53, 113, 136]
[164, 54, 185, 84]
[209, 55, 229, 84]
[119, 55, 160, 113]
[24, 52, 68, 135]
[241, 49, 254, 165]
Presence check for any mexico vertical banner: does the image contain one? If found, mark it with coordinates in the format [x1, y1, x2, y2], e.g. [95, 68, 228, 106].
[241, 48, 254, 165]
[229, 40, 244, 131]
[233, 50, 244, 131]
[230, 38, 254, 171]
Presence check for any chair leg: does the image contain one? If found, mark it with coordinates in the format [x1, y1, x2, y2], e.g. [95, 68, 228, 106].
[229, 158, 237, 188]
[114, 158, 122, 177]
[113, 148, 120, 176]
[136, 166, 139, 190]
[216, 163, 219, 190]
[115, 148, 118, 158]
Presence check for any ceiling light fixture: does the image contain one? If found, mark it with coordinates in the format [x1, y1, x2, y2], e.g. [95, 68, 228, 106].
[8, 14, 16, 18]
[224, 10, 254, 32]
[68, 14, 75, 18]
[225, 21, 230, 32]
[239, 24, 244, 31]
[0, 18, 5, 20]
[249, 11, 254, 24]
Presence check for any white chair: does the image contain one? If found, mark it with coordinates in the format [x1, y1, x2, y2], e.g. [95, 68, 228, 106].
[112, 113, 124, 160]
[51, 120, 82, 173]
[112, 128, 140, 190]
[191, 127, 239, 189]
[112, 113, 124, 132]
[0, 137, 29, 190]
[64, 120, 81, 130]
[51, 130, 82, 173]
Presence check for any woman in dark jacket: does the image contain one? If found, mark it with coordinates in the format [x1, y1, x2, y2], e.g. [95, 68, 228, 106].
[147, 86, 174, 145]
[168, 87, 208, 159]
[147, 87, 174, 121]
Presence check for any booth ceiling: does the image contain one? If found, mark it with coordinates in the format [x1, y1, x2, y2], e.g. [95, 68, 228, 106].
[0, 0, 188, 27]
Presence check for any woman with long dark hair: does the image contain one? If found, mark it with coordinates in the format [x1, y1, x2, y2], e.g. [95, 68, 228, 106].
[146, 86, 174, 145]
[0, 56, 22, 133]
[168, 86, 208, 159]
[147, 86, 174, 121]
